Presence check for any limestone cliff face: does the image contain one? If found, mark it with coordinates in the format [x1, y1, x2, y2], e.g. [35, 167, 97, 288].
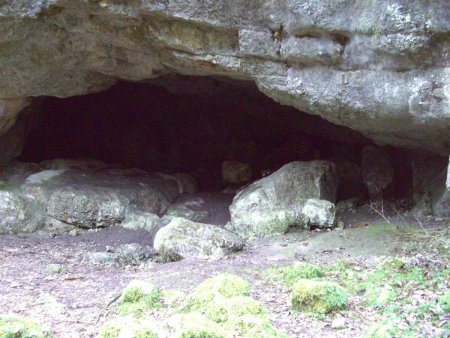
[0, 0, 449, 154]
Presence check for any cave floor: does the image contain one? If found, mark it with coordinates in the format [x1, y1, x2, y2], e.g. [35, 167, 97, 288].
[0, 207, 448, 337]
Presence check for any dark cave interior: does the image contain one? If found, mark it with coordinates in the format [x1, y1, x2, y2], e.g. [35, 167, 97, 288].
[19, 76, 418, 201]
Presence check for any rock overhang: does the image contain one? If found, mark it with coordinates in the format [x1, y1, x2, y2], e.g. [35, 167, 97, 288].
[0, 0, 448, 155]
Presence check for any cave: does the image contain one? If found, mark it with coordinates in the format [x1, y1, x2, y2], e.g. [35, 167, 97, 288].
[17, 75, 420, 201]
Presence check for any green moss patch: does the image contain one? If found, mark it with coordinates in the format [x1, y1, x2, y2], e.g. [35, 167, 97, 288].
[167, 313, 227, 338]
[205, 296, 264, 323]
[117, 280, 162, 315]
[0, 315, 51, 338]
[98, 316, 159, 338]
[291, 279, 348, 314]
[269, 263, 323, 286]
[182, 273, 286, 337]
[184, 273, 249, 311]
[439, 291, 450, 313]
[106, 273, 287, 337]
[227, 314, 287, 338]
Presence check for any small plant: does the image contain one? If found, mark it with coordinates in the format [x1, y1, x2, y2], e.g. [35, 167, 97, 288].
[167, 313, 227, 338]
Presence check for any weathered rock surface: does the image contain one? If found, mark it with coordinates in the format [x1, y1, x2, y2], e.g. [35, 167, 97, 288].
[226, 161, 337, 238]
[301, 199, 336, 229]
[0, 160, 195, 232]
[0, 190, 41, 234]
[154, 217, 244, 261]
[0, 1, 448, 156]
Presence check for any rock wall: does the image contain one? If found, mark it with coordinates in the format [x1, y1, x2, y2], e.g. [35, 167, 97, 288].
[0, 0, 449, 155]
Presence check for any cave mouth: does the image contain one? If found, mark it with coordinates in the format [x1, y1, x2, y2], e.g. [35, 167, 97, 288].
[19, 75, 413, 201]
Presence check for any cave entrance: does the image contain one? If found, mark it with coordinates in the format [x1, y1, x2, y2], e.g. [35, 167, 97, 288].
[19, 76, 411, 201]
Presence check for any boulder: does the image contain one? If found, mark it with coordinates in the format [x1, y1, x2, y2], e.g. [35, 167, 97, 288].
[154, 217, 244, 261]
[222, 161, 252, 184]
[226, 161, 338, 238]
[24, 166, 187, 228]
[361, 146, 394, 199]
[301, 199, 336, 229]
[0, 161, 192, 231]
[0, 190, 41, 234]
[46, 186, 128, 228]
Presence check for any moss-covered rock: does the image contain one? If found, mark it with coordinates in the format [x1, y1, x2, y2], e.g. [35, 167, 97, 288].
[184, 273, 250, 311]
[117, 280, 162, 315]
[272, 263, 323, 286]
[166, 313, 227, 338]
[205, 296, 264, 323]
[227, 161, 338, 238]
[154, 218, 244, 262]
[0, 315, 51, 338]
[291, 279, 348, 314]
[98, 316, 159, 338]
[226, 314, 287, 338]
[180, 273, 286, 337]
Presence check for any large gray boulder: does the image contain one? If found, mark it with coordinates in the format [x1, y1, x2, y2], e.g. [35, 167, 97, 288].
[0, 161, 195, 231]
[46, 186, 129, 228]
[154, 217, 244, 261]
[0, 1, 448, 156]
[0, 190, 41, 234]
[226, 161, 338, 238]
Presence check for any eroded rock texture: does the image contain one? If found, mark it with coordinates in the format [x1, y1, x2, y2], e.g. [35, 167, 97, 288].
[0, 0, 449, 155]
[226, 161, 338, 238]
[0, 159, 196, 234]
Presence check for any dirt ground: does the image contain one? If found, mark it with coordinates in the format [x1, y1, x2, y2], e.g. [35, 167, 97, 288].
[0, 205, 448, 337]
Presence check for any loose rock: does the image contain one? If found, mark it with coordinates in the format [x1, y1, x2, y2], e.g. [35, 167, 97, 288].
[226, 161, 338, 238]
[154, 217, 244, 262]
